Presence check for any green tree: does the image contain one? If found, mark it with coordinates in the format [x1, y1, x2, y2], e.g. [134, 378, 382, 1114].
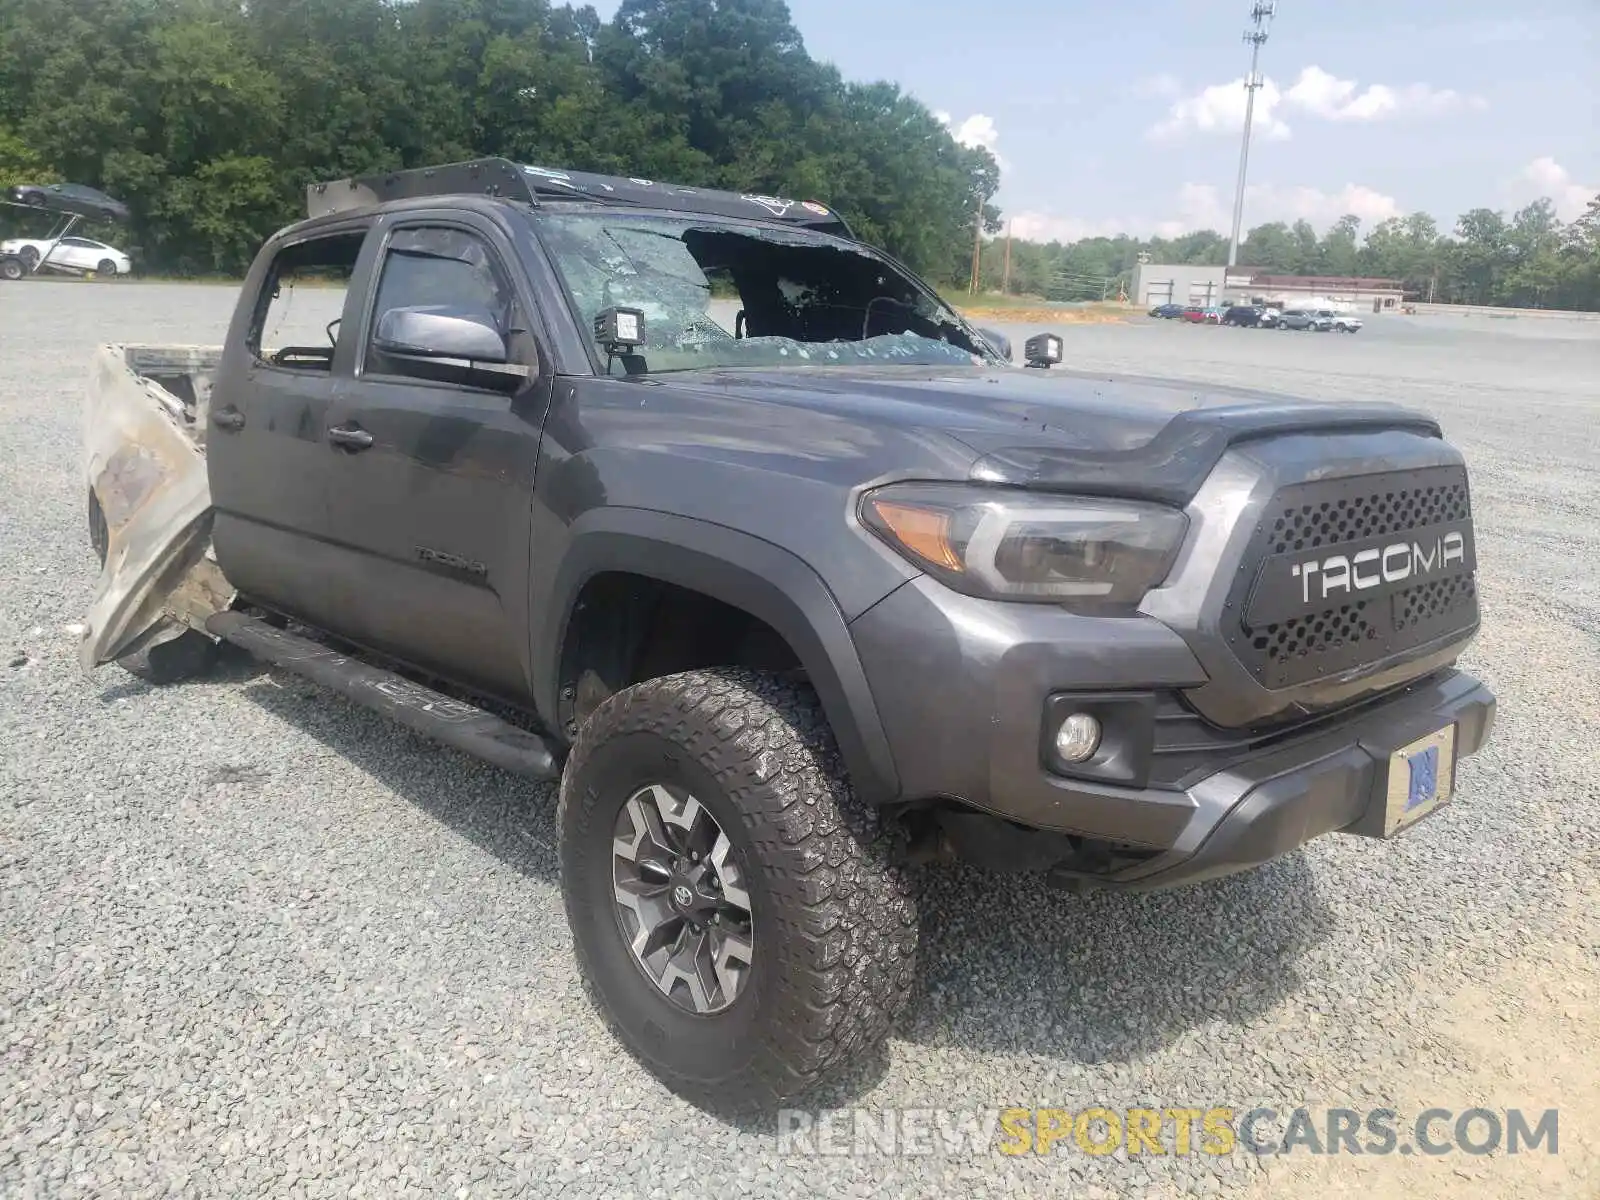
[1319, 214, 1361, 276]
[1451, 207, 1512, 303]
[1239, 222, 1296, 270]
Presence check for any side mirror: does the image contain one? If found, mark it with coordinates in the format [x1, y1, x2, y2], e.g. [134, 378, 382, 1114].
[375, 305, 508, 362]
[975, 326, 1012, 361]
[373, 305, 530, 390]
[1023, 332, 1064, 369]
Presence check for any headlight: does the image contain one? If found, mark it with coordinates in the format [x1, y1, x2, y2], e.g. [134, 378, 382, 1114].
[860, 483, 1188, 610]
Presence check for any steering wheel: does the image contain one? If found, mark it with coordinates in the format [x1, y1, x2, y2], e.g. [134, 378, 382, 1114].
[326, 317, 341, 346]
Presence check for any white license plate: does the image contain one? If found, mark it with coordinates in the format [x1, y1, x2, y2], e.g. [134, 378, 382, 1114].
[1382, 725, 1457, 836]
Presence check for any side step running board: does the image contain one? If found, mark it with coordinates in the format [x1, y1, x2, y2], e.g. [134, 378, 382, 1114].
[206, 612, 561, 780]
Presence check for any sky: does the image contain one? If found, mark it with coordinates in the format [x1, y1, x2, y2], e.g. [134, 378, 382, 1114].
[585, 0, 1599, 242]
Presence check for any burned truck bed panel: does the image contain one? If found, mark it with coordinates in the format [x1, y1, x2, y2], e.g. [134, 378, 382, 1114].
[80, 344, 235, 670]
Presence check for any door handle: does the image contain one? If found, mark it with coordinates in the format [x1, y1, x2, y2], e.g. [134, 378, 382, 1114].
[327, 425, 374, 451]
[213, 408, 245, 432]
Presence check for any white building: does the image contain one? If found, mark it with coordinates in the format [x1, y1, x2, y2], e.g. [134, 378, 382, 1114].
[1134, 263, 1407, 313]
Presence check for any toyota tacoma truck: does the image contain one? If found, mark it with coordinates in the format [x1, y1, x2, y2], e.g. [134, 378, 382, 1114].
[78, 158, 1494, 1110]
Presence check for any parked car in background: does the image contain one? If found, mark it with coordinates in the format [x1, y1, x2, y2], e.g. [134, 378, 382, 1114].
[6, 182, 130, 223]
[1258, 306, 1282, 327]
[1328, 312, 1363, 334]
[1221, 305, 1266, 327]
[1181, 306, 1221, 324]
[1200, 306, 1222, 324]
[0, 235, 131, 277]
[1148, 303, 1184, 319]
[1279, 308, 1333, 332]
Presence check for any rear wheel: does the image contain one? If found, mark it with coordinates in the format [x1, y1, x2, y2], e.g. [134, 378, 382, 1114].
[558, 667, 919, 1111]
[1, 257, 23, 281]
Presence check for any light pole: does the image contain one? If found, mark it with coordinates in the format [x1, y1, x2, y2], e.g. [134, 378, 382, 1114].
[1227, 1, 1276, 268]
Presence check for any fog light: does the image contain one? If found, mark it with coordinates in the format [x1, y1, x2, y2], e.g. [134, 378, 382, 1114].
[1054, 712, 1102, 763]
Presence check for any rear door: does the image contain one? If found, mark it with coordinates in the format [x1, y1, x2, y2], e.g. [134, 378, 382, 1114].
[207, 222, 374, 634]
[316, 215, 553, 702]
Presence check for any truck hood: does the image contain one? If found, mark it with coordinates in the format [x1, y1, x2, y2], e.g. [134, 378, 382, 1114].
[649, 364, 1242, 449]
[644, 365, 1439, 504]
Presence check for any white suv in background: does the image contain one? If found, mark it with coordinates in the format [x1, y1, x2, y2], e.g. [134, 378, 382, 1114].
[1324, 310, 1364, 333]
[0, 235, 132, 276]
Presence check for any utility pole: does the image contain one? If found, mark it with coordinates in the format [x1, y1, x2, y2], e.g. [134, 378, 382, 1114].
[969, 186, 984, 294]
[1227, 1, 1276, 268]
[1002, 220, 1013, 295]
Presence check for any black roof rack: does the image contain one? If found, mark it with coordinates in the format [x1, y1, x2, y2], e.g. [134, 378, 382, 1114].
[306, 157, 856, 239]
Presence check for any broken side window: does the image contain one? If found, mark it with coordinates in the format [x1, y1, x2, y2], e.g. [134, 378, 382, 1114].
[248, 229, 367, 373]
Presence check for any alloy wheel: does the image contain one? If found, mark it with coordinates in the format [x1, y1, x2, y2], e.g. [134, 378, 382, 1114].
[610, 782, 755, 1015]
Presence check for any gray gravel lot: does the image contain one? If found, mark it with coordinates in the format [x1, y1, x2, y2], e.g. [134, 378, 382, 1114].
[3, 284, 1598, 1198]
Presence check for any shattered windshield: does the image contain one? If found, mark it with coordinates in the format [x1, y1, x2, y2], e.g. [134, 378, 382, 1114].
[533, 211, 992, 374]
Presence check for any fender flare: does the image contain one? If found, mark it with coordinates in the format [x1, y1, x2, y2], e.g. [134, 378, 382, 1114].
[534, 507, 901, 806]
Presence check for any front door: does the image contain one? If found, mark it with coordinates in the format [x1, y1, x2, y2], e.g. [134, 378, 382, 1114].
[208, 224, 371, 636]
[317, 218, 551, 702]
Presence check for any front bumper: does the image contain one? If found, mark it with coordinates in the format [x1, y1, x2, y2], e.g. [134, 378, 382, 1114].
[849, 577, 1495, 890]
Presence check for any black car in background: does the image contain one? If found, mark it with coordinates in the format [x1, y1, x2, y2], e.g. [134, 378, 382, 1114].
[1222, 304, 1269, 327]
[6, 182, 131, 223]
[1148, 303, 1184, 319]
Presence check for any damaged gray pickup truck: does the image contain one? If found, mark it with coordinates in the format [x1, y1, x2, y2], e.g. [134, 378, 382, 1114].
[79, 158, 1495, 1110]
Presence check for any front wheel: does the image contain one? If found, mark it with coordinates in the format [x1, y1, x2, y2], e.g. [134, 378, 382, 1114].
[96, 258, 118, 277]
[558, 668, 919, 1110]
[20, 246, 39, 270]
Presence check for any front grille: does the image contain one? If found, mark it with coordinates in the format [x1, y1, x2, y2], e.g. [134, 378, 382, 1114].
[1395, 575, 1477, 631]
[1228, 466, 1479, 690]
[1266, 478, 1472, 553]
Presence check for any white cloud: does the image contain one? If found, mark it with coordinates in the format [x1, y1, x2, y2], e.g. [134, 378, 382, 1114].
[1148, 78, 1289, 141]
[1013, 181, 1401, 244]
[1149, 66, 1484, 140]
[1515, 157, 1597, 222]
[938, 111, 1007, 171]
[950, 114, 999, 154]
[1288, 66, 1481, 121]
[1009, 212, 1130, 244]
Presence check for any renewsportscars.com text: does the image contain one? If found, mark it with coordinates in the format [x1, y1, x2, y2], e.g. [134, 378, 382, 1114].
[776, 1106, 1560, 1158]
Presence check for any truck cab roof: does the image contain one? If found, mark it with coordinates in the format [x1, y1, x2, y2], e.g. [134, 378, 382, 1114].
[302, 157, 856, 239]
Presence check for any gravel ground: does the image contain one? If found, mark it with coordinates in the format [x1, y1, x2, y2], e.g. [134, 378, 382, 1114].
[2, 283, 1598, 1198]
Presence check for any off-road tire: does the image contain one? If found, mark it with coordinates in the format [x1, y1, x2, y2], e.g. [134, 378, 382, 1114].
[557, 667, 919, 1111]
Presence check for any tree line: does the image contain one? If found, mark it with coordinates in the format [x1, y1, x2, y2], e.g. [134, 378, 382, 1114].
[0, 0, 1001, 279]
[985, 200, 1600, 311]
[2, 0, 1595, 311]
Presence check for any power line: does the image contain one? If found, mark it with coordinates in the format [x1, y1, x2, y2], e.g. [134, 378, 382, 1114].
[1227, 1, 1276, 268]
